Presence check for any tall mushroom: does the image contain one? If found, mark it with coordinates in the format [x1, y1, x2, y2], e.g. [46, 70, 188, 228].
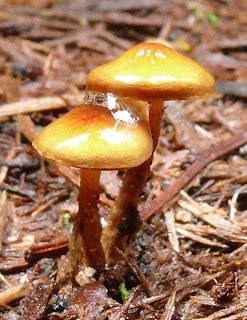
[32, 100, 152, 276]
[86, 42, 216, 262]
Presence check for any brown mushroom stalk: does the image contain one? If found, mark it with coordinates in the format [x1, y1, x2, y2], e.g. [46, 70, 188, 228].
[101, 100, 164, 262]
[70, 169, 104, 274]
[147, 100, 165, 149]
[87, 42, 216, 263]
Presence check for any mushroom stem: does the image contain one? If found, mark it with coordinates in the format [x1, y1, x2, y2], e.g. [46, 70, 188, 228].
[148, 100, 164, 149]
[70, 168, 105, 277]
[102, 100, 164, 263]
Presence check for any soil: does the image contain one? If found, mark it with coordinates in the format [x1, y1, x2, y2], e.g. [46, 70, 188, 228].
[0, 0, 247, 319]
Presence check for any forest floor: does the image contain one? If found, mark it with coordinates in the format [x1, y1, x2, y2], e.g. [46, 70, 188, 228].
[0, 0, 247, 319]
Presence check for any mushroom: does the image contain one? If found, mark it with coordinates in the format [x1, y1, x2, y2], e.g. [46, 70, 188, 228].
[86, 42, 216, 262]
[32, 99, 152, 276]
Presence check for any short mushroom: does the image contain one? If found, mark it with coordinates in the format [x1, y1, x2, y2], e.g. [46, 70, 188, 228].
[87, 42, 216, 262]
[32, 100, 152, 276]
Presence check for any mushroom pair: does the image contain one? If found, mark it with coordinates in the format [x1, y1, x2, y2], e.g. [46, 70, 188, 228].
[32, 94, 153, 274]
[33, 42, 215, 272]
[86, 42, 215, 263]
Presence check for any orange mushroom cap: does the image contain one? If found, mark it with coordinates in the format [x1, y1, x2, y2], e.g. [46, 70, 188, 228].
[87, 42, 216, 101]
[32, 103, 152, 170]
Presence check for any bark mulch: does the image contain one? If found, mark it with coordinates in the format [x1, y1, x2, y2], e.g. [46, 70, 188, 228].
[0, 0, 247, 319]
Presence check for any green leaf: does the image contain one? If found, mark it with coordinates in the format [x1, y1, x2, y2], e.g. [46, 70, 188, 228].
[193, 5, 202, 16]
[206, 12, 220, 24]
[63, 213, 71, 226]
[189, 2, 202, 16]
[119, 283, 131, 303]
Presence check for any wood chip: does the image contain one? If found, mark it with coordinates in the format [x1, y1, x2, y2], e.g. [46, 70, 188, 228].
[176, 226, 227, 248]
[178, 198, 242, 235]
[160, 290, 176, 320]
[165, 210, 180, 252]
[0, 283, 28, 305]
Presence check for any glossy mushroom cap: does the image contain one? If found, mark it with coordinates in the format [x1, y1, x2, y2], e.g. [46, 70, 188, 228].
[87, 42, 216, 101]
[32, 104, 152, 170]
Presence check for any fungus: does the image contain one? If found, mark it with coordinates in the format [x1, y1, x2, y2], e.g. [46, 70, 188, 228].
[87, 42, 216, 262]
[32, 99, 152, 275]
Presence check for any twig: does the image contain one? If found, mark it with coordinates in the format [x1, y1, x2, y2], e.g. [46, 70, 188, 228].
[24, 239, 68, 264]
[192, 300, 247, 320]
[165, 210, 180, 252]
[0, 261, 30, 274]
[0, 184, 35, 200]
[210, 39, 247, 51]
[140, 129, 247, 221]
[86, 11, 191, 30]
[0, 191, 7, 251]
[0, 93, 85, 118]
[111, 286, 139, 320]
[116, 248, 151, 296]
[176, 226, 227, 248]
[97, 0, 161, 11]
[160, 290, 176, 320]
[0, 283, 28, 305]
[0, 148, 18, 183]
[216, 81, 247, 98]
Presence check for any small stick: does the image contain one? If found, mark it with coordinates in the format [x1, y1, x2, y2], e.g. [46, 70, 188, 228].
[24, 239, 69, 263]
[160, 290, 176, 320]
[111, 286, 139, 320]
[0, 191, 7, 251]
[117, 248, 151, 296]
[0, 148, 18, 183]
[216, 81, 247, 98]
[0, 261, 30, 274]
[140, 129, 247, 221]
[0, 93, 85, 118]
